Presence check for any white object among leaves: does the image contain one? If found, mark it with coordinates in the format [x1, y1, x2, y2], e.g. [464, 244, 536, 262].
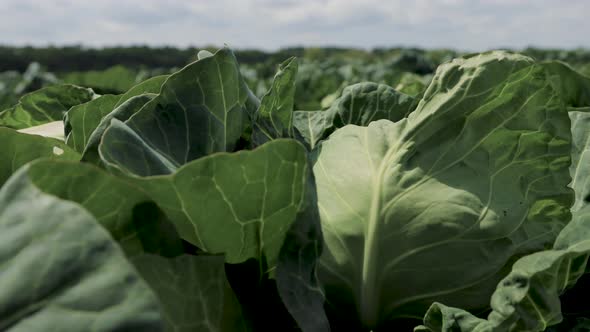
[52, 146, 64, 155]
[17, 121, 65, 141]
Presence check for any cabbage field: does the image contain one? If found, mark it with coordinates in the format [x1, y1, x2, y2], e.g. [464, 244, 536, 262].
[2, 47, 590, 332]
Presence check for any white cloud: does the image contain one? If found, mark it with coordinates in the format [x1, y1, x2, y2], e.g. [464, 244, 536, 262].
[0, 0, 588, 51]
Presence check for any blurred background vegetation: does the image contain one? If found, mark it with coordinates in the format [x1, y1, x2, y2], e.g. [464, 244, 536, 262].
[2, 45, 589, 112]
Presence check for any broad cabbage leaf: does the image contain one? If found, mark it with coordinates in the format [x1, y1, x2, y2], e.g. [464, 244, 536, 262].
[313, 52, 585, 330]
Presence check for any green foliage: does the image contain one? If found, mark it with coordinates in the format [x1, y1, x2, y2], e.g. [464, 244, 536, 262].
[0, 166, 164, 331]
[98, 49, 259, 176]
[0, 128, 79, 186]
[0, 62, 58, 110]
[294, 82, 416, 149]
[314, 52, 584, 330]
[251, 57, 298, 145]
[61, 65, 142, 94]
[2, 46, 590, 332]
[0, 84, 95, 129]
[64, 75, 168, 154]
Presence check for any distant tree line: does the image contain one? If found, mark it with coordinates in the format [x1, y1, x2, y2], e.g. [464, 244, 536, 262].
[0, 45, 362, 72]
[0, 45, 301, 72]
[1, 45, 588, 73]
[0, 45, 440, 73]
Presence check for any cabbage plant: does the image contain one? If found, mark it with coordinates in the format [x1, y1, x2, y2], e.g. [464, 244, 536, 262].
[305, 52, 590, 331]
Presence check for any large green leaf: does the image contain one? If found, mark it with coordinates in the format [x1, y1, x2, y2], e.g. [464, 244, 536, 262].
[24, 136, 318, 330]
[0, 166, 164, 331]
[252, 57, 298, 145]
[0, 84, 95, 129]
[65, 75, 168, 154]
[81, 94, 157, 164]
[20, 160, 251, 331]
[540, 62, 590, 107]
[0, 128, 79, 186]
[419, 202, 590, 332]
[276, 164, 331, 332]
[132, 254, 252, 332]
[569, 110, 590, 212]
[124, 139, 311, 270]
[293, 82, 416, 149]
[313, 52, 576, 330]
[98, 48, 258, 176]
[65, 94, 121, 152]
[415, 68, 590, 332]
[22, 159, 178, 257]
[126, 138, 324, 331]
[104, 135, 321, 331]
[115, 75, 168, 108]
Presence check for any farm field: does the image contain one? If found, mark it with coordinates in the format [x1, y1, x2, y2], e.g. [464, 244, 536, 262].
[2, 46, 590, 332]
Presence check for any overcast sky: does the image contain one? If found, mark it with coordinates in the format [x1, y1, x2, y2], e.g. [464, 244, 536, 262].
[1, 0, 588, 51]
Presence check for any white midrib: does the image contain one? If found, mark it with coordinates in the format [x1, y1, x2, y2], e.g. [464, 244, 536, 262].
[216, 60, 228, 150]
[359, 141, 406, 328]
[360, 173, 383, 327]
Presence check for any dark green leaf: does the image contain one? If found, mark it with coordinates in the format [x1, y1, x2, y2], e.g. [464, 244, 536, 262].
[276, 162, 331, 332]
[98, 48, 257, 176]
[65, 75, 168, 154]
[65, 94, 121, 152]
[132, 254, 252, 332]
[252, 57, 298, 145]
[125, 139, 312, 275]
[293, 82, 416, 149]
[82, 94, 157, 164]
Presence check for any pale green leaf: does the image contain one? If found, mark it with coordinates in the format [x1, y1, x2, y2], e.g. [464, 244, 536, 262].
[314, 52, 575, 329]
[0, 166, 164, 331]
